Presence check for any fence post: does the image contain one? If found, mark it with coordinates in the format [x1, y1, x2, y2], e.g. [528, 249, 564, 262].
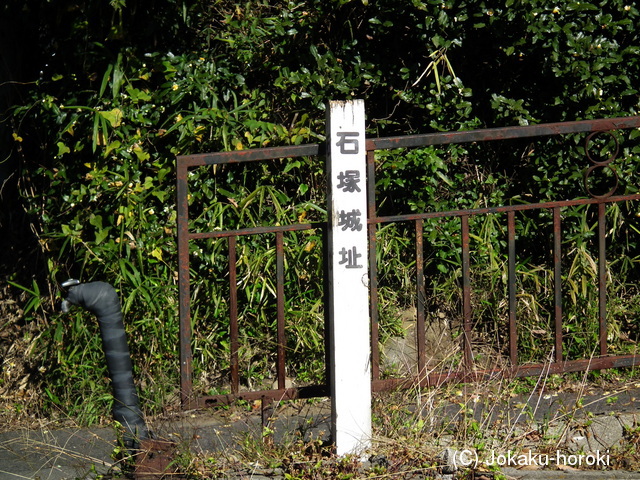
[326, 99, 372, 456]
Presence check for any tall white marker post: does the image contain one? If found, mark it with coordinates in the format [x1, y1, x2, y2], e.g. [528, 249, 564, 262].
[326, 99, 372, 456]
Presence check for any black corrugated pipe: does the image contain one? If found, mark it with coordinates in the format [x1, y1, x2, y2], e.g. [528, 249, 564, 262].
[61, 280, 149, 450]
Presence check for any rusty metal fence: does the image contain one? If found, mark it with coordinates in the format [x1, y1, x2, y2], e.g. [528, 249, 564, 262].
[177, 116, 640, 411]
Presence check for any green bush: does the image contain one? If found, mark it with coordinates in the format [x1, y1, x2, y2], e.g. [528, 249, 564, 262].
[3, 0, 639, 421]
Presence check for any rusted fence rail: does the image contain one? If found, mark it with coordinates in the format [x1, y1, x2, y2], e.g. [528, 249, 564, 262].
[177, 116, 640, 411]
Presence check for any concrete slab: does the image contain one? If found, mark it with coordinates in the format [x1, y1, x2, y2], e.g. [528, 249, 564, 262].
[0, 426, 116, 479]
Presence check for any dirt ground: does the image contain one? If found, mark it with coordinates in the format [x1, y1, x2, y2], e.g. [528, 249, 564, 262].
[1, 282, 48, 430]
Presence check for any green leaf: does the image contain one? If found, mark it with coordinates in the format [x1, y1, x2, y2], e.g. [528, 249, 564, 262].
[283, 160, 301, 173]
[99, 64, 113, 98]
[151, 190, 168, 201]
[112, 53, 125, 99]
[89, 214, 103, 229]
[98, 108, 123, 127]
[436, 170, 453, 186]
[92, 113, 100, 152]
[105, 140, 121, 157]
[95, 227, 111, 244]
[134, 146, 150, 162]
[56, 142, 71, 157]
[125, 86, 152, 103]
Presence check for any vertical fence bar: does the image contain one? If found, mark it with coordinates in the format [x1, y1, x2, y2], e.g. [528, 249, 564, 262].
[598, 202, 608, 356]
[507, 211, 518, 365]
[261, 398, 274, 437]
[276, 231, 287, 389]
[553, 207, 563, 363]
[367, 149, 380, 381]
[229, 236, 240, 394]
[176, 161, 193, 407]
[368, 229, 380, 380]
[461, 215, 473, 367]
[415, 219, 426, 376]
[322, 226, 332, 390]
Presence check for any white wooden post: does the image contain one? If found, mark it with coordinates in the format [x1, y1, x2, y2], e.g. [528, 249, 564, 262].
[326, 99, 372, 456]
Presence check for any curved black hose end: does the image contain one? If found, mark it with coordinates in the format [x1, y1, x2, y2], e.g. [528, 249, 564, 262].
[61, 280, 150, 451]
[115, 404, 151, 451]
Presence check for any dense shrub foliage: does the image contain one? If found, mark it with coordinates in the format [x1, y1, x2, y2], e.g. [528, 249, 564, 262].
[1, 0, 639, 421]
